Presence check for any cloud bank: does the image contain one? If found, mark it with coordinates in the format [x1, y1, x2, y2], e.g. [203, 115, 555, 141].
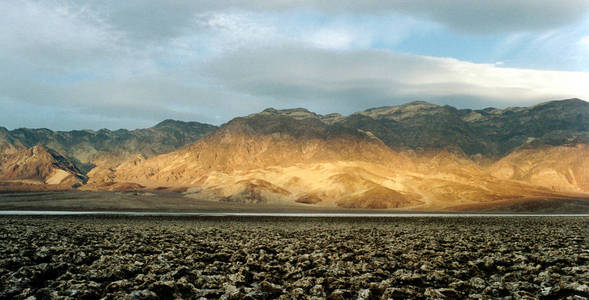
[94, 0, 589, 36]
[204, 47, 589, 114]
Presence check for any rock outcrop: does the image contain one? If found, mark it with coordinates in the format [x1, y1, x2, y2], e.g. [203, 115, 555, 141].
[0, 145, 87, 188]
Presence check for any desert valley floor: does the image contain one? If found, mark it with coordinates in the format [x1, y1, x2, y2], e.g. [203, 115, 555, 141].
[0, 216, 588, 299]
[1, 190, 589, 214]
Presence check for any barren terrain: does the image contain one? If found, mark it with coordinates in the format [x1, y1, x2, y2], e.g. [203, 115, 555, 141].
[0, 190, 588, 213]
[0, 216, 588, 299]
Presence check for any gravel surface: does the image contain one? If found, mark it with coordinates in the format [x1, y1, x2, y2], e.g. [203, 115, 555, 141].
[0, 216, 588, 299]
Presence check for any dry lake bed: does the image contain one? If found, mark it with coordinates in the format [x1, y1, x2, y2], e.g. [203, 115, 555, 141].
[0, 216, 588, 299]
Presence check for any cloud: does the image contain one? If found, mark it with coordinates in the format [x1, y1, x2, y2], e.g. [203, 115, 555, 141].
[86, 0, 589, 37]
[0, 1, 123, 68]
[0, 70, 259, 130]
[387, 0, 589, 34]
[305, 28, 356, 50]
[580, 35, 589, 49]
[204, 47, 589, 114]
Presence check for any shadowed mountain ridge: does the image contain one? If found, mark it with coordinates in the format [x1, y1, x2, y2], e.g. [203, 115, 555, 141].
[0, 120, 218, 173]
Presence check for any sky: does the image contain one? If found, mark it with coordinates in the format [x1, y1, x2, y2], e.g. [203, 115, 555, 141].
[2, 0, 589, 130]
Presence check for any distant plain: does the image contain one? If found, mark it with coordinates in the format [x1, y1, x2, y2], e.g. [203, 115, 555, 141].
[0, 190, 588, 214]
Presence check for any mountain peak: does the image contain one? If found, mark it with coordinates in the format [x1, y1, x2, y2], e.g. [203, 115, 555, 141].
[154, 119, 186, 128]
[403, 100, 439, 107]
[359, 101, 441, 120]
[254, 107, 319, 120]
[531, 98, 587, 109]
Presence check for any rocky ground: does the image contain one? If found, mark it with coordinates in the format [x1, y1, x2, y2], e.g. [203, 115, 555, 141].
[0, 216, 588, 299]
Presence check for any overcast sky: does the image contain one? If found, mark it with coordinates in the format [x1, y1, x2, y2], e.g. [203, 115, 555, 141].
[2, 0, 589, 130]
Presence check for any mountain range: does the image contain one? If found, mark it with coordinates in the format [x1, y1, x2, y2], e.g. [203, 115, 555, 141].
[1, 98, 587, 210]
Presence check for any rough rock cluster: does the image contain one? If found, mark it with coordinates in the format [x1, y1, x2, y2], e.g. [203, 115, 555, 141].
[0, 216, 587, 299]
